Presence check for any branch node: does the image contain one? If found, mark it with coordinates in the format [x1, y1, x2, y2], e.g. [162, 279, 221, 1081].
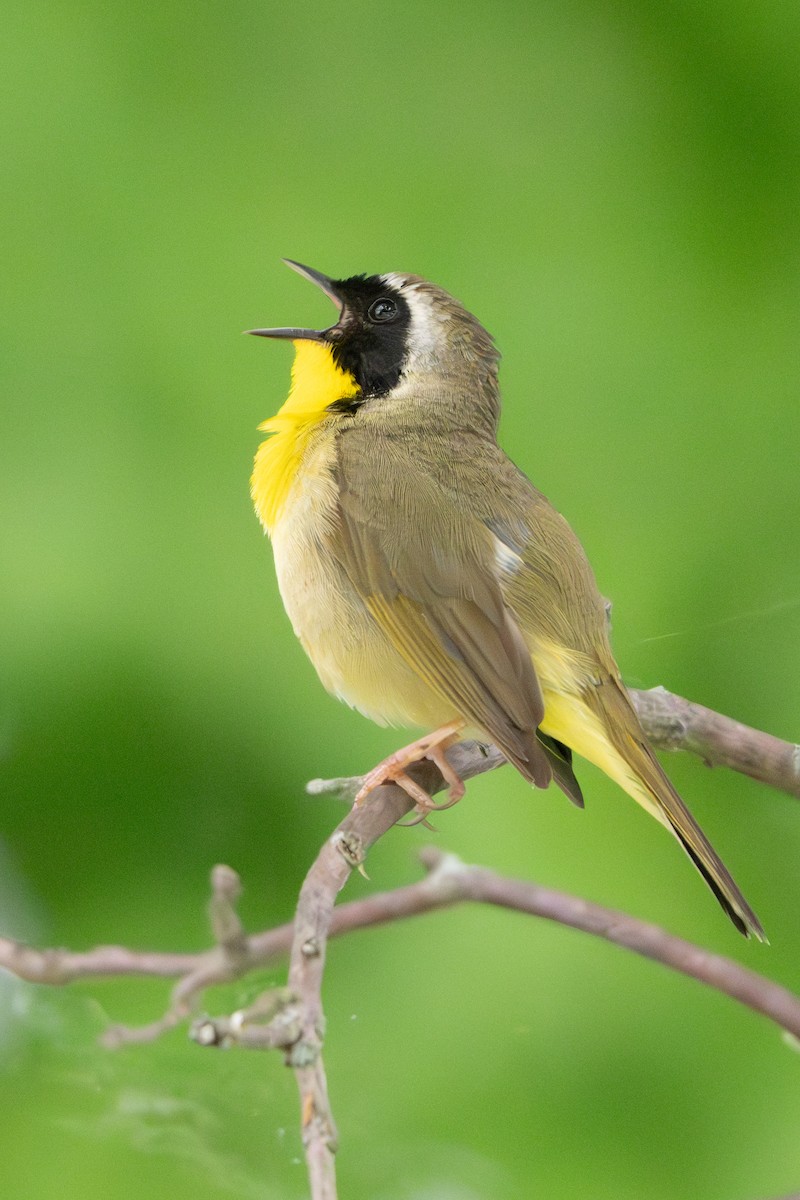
[208, 863, 248, 963]
[210, 862, 242, 901]
[333, 830, 366, 868]
[301, 936, 321, 959]
[418, 846, 467, 878]
[306, 775, 362, 802]
[191, 1018, 229, 1048]
[236, 984, 297, 1025]
[287, 1038, 321, 1069]
[418, 846, 444, 873]
[189, 995, 303, 1052]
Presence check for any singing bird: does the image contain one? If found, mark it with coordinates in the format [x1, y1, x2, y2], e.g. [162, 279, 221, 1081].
[249, 261, 763, 940]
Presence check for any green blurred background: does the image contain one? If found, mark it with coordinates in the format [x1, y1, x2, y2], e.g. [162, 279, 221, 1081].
[2, 2, 799, 1197]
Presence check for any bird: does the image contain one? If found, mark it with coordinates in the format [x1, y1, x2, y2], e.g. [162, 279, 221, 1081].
[247, 259, 764, 940]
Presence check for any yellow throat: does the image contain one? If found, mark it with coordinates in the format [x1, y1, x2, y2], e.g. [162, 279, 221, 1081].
[250, 339, 360, 534]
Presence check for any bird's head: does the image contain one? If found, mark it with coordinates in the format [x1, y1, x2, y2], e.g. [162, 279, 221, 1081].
[248, 261, 500, 416]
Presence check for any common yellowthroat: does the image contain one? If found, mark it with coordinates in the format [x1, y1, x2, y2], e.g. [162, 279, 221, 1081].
[249, 260, 763, 940]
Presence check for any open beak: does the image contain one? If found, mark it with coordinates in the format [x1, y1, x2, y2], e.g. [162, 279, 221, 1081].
[246, 259, 343, 341]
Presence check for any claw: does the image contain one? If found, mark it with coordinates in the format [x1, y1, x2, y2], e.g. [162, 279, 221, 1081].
[354, 721, 467, 824]
[397, 811, 439, 830]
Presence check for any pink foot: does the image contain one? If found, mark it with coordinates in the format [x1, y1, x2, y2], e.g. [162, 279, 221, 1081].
[354, 721, 466, 820]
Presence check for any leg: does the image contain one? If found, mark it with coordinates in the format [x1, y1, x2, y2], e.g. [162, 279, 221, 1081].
[354, 721, 466, 816]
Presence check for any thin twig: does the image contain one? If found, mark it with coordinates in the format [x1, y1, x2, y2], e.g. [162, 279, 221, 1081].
[101, 864, 258, 1048]
[0, 939, 206, 984]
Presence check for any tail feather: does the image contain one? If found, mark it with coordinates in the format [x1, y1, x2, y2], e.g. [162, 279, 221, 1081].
[633, 747, 765, 941]
[541, 678, 765, 940]
[539, 732, 584, 809]
[680, 841, 753, 939]
[501, 726, 585, 808]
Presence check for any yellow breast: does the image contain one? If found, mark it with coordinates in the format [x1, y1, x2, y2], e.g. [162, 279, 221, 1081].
[250, 340, 360, 534]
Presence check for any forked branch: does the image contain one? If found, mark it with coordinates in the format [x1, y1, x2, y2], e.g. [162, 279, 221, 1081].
[1, 686, 797, 1200]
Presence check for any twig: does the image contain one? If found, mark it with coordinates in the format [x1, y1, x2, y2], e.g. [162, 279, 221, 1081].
[0, 939, 206, 984]
[629, 686, 800, 798]
[427, 849, 800, 1036]
[5, 838, 799, 1042]
[101, 864, 258, 1048]
[184, 844, 800, 1043]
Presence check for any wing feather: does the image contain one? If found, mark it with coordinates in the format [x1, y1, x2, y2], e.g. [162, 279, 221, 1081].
[333, 438, 553, 787]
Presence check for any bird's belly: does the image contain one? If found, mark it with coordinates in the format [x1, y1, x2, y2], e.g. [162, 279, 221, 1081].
[270, 462, 452, 731]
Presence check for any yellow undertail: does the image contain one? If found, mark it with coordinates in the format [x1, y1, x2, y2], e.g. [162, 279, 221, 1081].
[540, 683, 764, 940]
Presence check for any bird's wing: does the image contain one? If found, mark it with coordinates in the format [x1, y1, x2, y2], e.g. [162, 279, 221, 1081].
[471, 450, 613, 665]
[473, 451, 762, 935]
[332, 435, 554, 787]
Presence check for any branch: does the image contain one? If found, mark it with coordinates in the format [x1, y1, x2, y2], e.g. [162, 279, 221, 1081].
[185, 843, 800, 1043]
[307, 685, 800, 802]
[629, 687, 800, 798]
[5, 842, 798, 1041]
[253, 773, 428, 1196]
[2, 686, 796, 1200]
[204, 743, 800, 1200]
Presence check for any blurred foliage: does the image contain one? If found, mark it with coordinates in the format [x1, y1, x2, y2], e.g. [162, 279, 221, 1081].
[1, 1, 799, 1197]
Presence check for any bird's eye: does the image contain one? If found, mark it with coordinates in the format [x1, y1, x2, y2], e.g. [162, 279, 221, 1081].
[368, 297, 398, 323]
